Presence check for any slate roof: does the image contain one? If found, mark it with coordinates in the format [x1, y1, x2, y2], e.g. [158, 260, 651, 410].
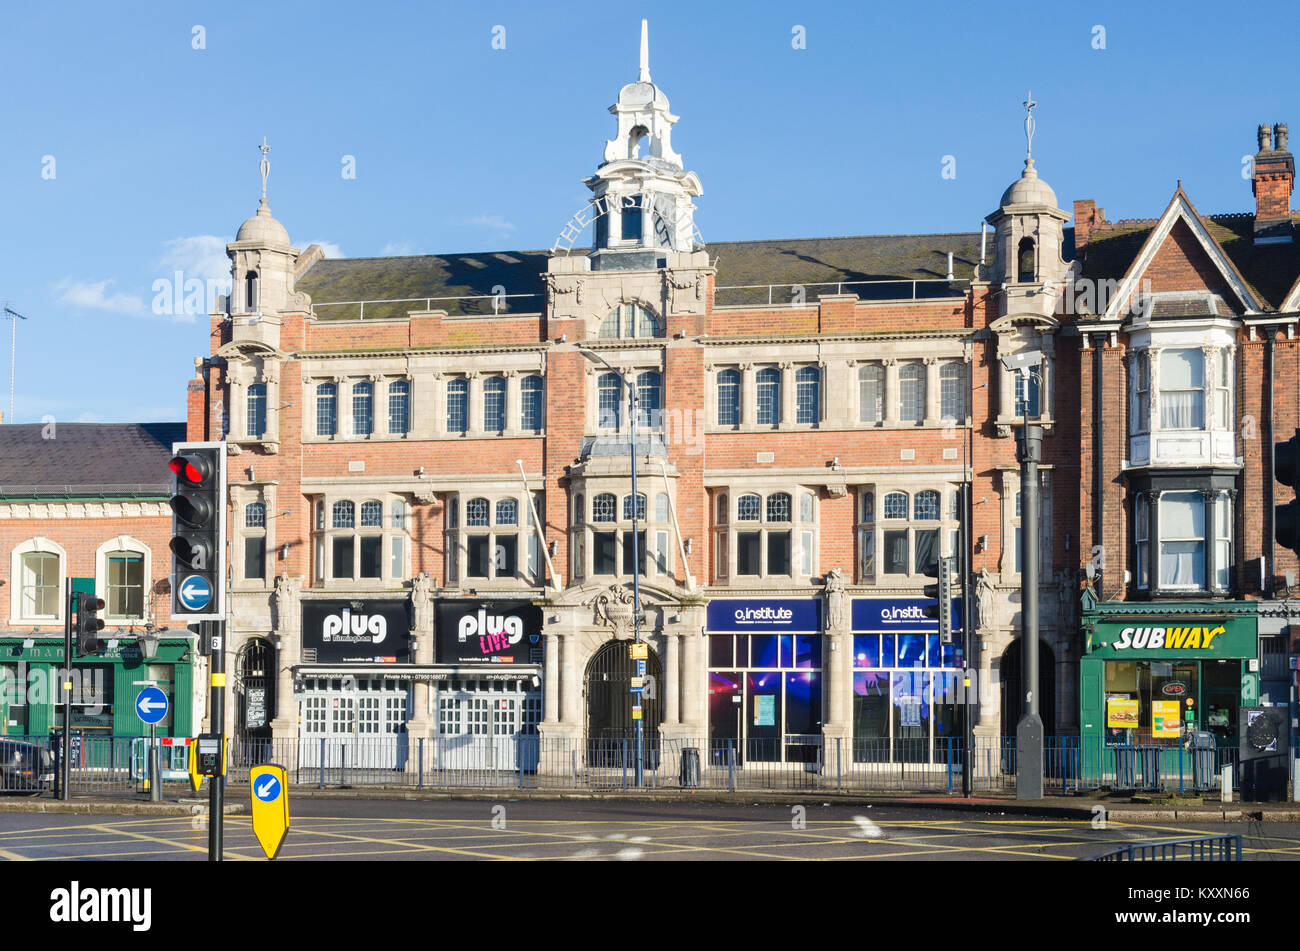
[295, 231, 1077, 319]
[0, 422, 186, 498]
[1078, 212, 1300, 312]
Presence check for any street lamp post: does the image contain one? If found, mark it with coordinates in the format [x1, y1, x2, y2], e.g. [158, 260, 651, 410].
[577, 346, 645, 787]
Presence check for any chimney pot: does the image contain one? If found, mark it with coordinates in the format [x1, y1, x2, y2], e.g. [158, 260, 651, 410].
[1275, 122, 1290, 152]
[1259, 123, 1274, 152]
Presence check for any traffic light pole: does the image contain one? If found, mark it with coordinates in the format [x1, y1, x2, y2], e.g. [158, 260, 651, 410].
[60, 579, 72, 801]
[208, 620, 225, 861]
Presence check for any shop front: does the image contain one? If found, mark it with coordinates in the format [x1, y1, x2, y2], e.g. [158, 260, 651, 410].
[850, 596, 965, 763]
[429, 599, 543, 771]
[706, 598, 823, 764]
[1080, 604, 1258, 754]
[296, 598, 413, 768]
[0, 635, 197, 746]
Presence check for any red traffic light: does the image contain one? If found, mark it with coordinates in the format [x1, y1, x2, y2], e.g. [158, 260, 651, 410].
[169, 454, 211, 485]
[78, 593, 105, 614]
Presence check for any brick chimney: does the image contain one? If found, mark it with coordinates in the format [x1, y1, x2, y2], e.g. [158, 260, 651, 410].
[1253, 122, 1294, 244]
[1072, 198, 1109, 256]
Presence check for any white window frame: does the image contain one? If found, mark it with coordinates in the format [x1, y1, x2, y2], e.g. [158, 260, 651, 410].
[95, 536, 151, 623]
[10, 537, 67, 626]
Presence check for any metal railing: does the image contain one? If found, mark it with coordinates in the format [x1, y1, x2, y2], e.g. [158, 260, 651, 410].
[310, 292, 544, 321]
[713, 278, 971, 308]
[3, 733, 1284, 799]
[1088, 834, 1243, 861]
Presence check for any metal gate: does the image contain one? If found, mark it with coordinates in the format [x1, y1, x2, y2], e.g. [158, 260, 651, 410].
[432, 679, 541, 773]
[585, 640, 661, 766]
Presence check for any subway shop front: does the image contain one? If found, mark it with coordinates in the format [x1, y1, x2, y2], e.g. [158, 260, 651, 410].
[1079, 604, 1258, 751]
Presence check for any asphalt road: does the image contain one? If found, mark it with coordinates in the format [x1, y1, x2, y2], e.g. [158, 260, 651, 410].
[2, 800, 1299, 860]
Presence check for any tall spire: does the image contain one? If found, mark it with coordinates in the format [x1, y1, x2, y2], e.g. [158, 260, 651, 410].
[638, 18, 650, 83]
[1023, 90, 1037, 163]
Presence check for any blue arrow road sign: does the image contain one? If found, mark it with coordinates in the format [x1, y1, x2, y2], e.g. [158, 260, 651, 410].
[135, 686, 169, 725]
[254, 773, 282, 803]
[178, 574, 212, 612]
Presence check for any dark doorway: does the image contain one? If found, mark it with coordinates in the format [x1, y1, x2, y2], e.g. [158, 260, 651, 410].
[999, 637, 1057, 738]
[584, 639, 662, 765]
[237, 638, 275, 749]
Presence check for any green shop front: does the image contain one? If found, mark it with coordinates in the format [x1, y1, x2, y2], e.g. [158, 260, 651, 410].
[0, 636, 197, 741]
[1080, 603, 1258, 762]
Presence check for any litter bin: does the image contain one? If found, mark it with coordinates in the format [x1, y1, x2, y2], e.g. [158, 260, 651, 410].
[680, 747, 701, 788]
[1113, 745, 1137, 790]
[1187, 731, 1216, 792]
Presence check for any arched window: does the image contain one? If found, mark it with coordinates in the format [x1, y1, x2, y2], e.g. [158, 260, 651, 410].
[1017, 238, 1036, 283]
[246, 383, 266, 438]
[795, 366, 820, 423]
[316, 383, 337, 437]
[520, 375, 544, 431]
[495, 499, 518, 526]
[599, 303, 663, 339]
[899, 365, 925, 424]
[388, 380, 410, 435]
[245, 270, 258, 312]
[756, 368, 781, 425]
[766, 493, 791, 522]
[940, 362, 966, 421]
[466, 498, 490, 527]
[447, 378, 469, 434]
[360, 500, 383, 527]
[598, 373, 622, 429]
[245, 502, 266, 527]
[592, 493, 617, 523]
[483, 376, 506, 432]
[883, 493, 908, 519]
[737, 494, 762, 521]
[859, 365, 883, 424]
[717, 369, 740, 426]
[914, 490, 940, 521]
[332, 501, 355, 529]
[352, 381, 373, 437]
[623, 493, 647, 522]
[637, 371, 662, 429]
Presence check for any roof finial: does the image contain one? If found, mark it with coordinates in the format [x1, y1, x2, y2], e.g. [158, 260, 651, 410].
[1023, 90, 1037, 163]
[638, 19, 650, 83]
[258, 137, 271, 207]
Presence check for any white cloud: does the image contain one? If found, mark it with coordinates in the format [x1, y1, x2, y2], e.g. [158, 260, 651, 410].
[53, 278, 144, 315]
[465, 214, 516, 233]
[307, 240, 344, 258]
[380, 241, 418, 256]
[156, 235, 231, 287]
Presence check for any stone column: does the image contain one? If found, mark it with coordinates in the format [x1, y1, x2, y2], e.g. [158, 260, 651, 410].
[882, 358, 899, 425]
[505, 370, 520, 434]
[561, 632, 580, 727]
[779, 361, 795, 425]
[923, 356, 940, 425]
[740, 363, 756, 427]
[543, 632, 560, 726]
[664, 631, 681, 725]
[429, 373, 445, 438]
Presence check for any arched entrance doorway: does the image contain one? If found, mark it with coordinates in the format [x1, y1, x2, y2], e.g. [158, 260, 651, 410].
[999, 637, 1057, 738]
[236, 638, 276, 751]
[584, 639, 662, 764]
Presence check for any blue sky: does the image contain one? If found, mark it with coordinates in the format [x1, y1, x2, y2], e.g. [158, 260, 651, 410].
[1, 0, 1295, 424]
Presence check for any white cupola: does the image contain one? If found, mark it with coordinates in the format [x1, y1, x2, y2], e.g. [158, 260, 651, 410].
[227, 139, 299, 317]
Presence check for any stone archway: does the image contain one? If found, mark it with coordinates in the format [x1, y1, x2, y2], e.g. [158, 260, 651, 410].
[584, 638, 662, 744]
[999, 637, 1057, 738]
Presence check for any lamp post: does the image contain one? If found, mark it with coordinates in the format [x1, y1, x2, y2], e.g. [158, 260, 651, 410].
[576, 345, 645, 787]
[1002, 350, 1044, 800]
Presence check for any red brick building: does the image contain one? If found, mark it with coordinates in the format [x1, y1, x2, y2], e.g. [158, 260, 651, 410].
[194, 28, 1082, 771]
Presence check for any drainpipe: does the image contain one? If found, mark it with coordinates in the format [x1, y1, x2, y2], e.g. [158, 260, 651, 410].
[1267, 332, 1275, 596]
[1093, 342, 1104, 596]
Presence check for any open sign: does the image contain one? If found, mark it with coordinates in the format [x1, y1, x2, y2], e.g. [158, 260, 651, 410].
[1162, 681, 1188, 697]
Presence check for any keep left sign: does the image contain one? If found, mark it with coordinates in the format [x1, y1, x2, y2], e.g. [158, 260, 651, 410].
[249, 763, 289, 860]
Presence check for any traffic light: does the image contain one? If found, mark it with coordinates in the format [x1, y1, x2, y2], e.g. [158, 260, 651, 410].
[75, 592, 105, 655]
[169, 442, 225, 622]
[922, 555, 954, 644]
[1276, 429, 1300, 557]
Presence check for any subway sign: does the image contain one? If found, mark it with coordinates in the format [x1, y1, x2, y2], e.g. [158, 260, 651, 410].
[1088, 615, 1256, 659]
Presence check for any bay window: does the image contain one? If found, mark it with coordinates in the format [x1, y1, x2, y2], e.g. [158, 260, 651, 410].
[1132, 488, 1234, 596]
[1158, 349, 1204, 429]
[720, 488, 817, 581]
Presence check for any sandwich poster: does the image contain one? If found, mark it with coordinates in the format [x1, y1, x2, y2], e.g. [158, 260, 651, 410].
[1106, 697, 1139, 729]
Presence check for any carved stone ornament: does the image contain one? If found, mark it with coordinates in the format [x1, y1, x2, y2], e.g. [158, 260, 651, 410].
[272, 572, 302, 634]
[413, 486, 438, 505]
[587, 583, 636, 636]
[824, 568, 848, 630]
[411, 572, 434, 632]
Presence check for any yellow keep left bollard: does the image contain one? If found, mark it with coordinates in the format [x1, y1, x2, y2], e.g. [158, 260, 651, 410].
[249, 764, 290, 860]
